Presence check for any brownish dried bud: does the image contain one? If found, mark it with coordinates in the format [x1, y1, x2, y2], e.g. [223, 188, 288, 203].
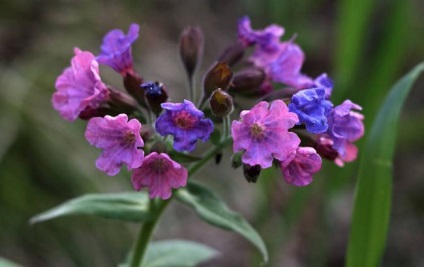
[243, 164, 262, 183]
[209, 89, 234, 117]
[123, 72, 146, 107]
[179, 25, 204, 78]
[217, 42, 245, 67]
[229, 68, 265, 95]
[203, 61, 233, 97]
[142, 81, 169, 116]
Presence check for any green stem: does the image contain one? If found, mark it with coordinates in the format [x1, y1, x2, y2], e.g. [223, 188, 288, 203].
[129, 136, 233, 266]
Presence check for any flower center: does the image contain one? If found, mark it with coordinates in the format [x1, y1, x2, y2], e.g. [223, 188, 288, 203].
[250, 123, 265, 139]
[122, 132, 136, 145]
[152, 158, 168, 174]
[173, 110, 196, 129]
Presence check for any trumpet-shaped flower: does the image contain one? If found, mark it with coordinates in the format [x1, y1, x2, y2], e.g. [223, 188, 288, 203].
[155, 100, 214, 152]
[85, 114, 144, 176]
[231, 100, 300, 168]
[288, 88, 333, 134]
[52, 48, 109, 121]
[280, 147, 322, 186]
[131, 152, 188, 199]
[97, 23, 140, 75]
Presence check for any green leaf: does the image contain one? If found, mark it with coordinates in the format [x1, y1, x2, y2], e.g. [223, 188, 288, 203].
[30, 192, 152, 224]
[168, 151, 202, 163]
[175, 182, 268, 263]
[0, 257, 22, 267]
[141, 240, 218, 267]
[346, 62, 424, 267]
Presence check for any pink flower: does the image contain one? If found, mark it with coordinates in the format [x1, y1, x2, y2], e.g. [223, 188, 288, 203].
[280, 147, 322, 186]
[52, 48, 109, 121]
[231, 100, 300, 168]
[131, 152, 188, 199]
[85, 114, 144, 176]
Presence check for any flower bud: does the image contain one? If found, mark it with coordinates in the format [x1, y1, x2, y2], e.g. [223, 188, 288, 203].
[217, 42, 245, 67]
[108, 87, 138, 113]
[141, 81, 169, 116]
[150, 140, 168, 154]
[243, 164, 261, 183]
[229, 68, 265, 95]
[209, 89, 234, 117]
[203, 61, 233, 97]
[231, 152, 243, 169]
[123, 72, 146, 107]
[179, 26, 204, 78]
[314, 137, 338, 160]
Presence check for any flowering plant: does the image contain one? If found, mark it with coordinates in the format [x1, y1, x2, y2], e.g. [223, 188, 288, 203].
[33, 17, 367, 266]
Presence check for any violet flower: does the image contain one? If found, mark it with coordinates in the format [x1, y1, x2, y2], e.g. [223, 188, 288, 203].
[280, 147, 322, 186]
[97, 23, 140, 75]
[155, 100, 214, 152]
[131, 152, 188, 199]
[326, 100, 364, 162]
[85, 114, 144, 176]
[231, 100, 300, 168]
[288, 88, 333, 134]
[52, 48, 109, 121]
[237, 16, 284, 51]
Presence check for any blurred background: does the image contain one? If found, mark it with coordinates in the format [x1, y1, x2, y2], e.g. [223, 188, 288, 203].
[0, 0, 423, 266]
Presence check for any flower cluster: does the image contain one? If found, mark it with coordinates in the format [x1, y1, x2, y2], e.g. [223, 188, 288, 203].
[52, 17, 364, 198]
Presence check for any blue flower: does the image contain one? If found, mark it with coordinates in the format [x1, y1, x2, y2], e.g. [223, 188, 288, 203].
[155, 100, 214, 152]
[288, 88, 333, 134]
[314, 73, 333, 99]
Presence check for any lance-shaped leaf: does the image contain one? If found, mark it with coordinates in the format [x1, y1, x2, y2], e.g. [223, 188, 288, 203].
[31, 192, 152, 224]
[175, 182, 269, 263]
[346, 62, 424, 267]
[141, 240, 218, 267]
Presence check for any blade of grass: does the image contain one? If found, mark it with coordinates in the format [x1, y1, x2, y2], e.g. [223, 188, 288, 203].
[346, 62, 424, 267]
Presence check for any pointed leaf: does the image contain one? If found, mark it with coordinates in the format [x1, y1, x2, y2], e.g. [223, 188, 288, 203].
[175, 182, 268, 263]
[30, 192, 152, 224]
[141, 240, 218, 267]
[346, 62, 424, 267]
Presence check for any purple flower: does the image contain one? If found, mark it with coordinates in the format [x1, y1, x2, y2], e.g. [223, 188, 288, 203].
[52, 48, 109, 121]
[288, 88, 333, 134]
[326, 100, 364, 158]
[85, 114, 144, 176]
[314, 73, 333, 99]
[280, 147, 322, 186]
[97, 23, 139, 75]
[231, 100, 300, 168]
[131, 152, 188, 199]
[155, 100, 214, 152]
[237, 16, 284, 51]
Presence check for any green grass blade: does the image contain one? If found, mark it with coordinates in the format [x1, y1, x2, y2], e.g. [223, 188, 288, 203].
[346, 62, 424, 267]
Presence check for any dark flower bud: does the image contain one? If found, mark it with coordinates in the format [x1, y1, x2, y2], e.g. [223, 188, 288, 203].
[231, 152, 243, 169]
[217, 42, 245, 67]
[141, 81, 169, 116]
[179, 26, 204, 78]
[79, 106, 113, 120]
[215, 152, 223, 164]
[203, 61, 233, 97]
[243, 164, 262, 183]
[229, 68, 265, 95]
[123, 72, 146, 107]
[313, 137, 338, 160]
[107, 87, 138, 113]
[209, 89, 234, 117]
[140, 124, 155, 141]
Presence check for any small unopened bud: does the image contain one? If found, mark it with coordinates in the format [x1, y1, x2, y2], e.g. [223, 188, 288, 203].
[123, 72, 146, 107]
[179, 26, 204, 78]
[203, 61, 233, 97]
[314, 137, 338, 160]
[217, 42, 245, 67]
[108, 87, 138, 113]
[229, 68, 265, 95]
[243, 164, 262, 183]
[141, 81, 169, 116]
[231, 152, 243, 169]
[150, 140, 168, 154]
[79, 106, 113, 120]
[209, 89, 234, 117]
[140, 125, 155, 141]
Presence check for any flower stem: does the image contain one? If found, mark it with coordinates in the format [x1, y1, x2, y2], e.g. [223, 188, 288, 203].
[128, 136, 232, 266]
